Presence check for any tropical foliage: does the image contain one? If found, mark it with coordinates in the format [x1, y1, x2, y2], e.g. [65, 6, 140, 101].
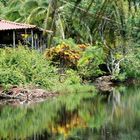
[0, 46, 95, 93]
[0, 1, 140, 140]
[0, 46, 57, 89]
[0, 0, 139, 79]
[45, 39, 88, 69]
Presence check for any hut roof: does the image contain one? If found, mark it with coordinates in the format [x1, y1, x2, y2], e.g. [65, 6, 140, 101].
[0, 19, 52, 33]
[0, 19, 37, 31]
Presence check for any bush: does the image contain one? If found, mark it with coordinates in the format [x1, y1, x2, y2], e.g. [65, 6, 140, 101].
[45, 39, 88, 69]
[77, 42, 105, 79]
[45, 39, 105, 79]
[121, 47, 140, 79]
[0, 46, 57, 89]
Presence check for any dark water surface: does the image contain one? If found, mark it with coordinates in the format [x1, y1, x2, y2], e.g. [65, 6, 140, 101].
[0, 86, 140, 140]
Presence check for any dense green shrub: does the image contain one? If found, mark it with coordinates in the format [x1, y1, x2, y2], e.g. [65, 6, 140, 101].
[78, 42, 105, 79]
[0, 46, 57, 89]
[121, 47, 140, 79]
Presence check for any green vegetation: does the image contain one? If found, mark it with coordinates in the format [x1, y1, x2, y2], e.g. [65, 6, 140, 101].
[0, 46, 95, 93]
[122, 47, 140, 78]
[0, 0, 139, 83]
[0, 1, 140, 140]
[45, 39, 105, 79]
[0, 46, 57, 89]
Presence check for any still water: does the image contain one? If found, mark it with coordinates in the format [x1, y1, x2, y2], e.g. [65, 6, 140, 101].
[0, 86, 140, 140]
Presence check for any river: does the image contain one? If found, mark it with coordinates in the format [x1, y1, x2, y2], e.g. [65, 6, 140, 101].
[0, 85, 140, 140]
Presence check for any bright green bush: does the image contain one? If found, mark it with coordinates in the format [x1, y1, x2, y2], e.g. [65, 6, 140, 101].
[64, 70, 81, 85]
[0, 68, 26, 85]
[0, 46, 57, 89]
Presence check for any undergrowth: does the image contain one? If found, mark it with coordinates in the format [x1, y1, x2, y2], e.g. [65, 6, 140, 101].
[0, 46, 95, 93]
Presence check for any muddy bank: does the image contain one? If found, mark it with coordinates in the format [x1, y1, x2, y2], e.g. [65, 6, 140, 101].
[94, 75, 140, 92]
[0, 76, 139, 105]
[94, 75, 114, 92]
[0, 86, 59, 106]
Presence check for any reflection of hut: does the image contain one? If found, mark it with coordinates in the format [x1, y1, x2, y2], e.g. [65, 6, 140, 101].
[0, 19, 52, 51]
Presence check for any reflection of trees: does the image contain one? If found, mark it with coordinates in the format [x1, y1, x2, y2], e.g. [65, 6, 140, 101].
[0, 87, 140, 140]
[50, 105, 86, 138]
[108, 88, 121, 119]
[0, 92, 97, 139]
[0, 101, 60, 139]
[105, 87, 140, 139]
[50, 95, 107, 139]
[67, 87, 140, 140]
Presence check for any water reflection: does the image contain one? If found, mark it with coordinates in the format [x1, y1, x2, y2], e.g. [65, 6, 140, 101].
[0, 86, 140, 140]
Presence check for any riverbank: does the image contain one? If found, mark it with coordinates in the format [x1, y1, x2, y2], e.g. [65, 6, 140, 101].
[94, 75, 140, 92]
[0, 85, 59, 105]
[0, 75, 139, 105]
[0, 83, 95, 105]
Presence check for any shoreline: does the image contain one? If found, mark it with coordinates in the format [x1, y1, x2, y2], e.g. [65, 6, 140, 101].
[0, 86, 59, 105]
[0, 76, 139, 105]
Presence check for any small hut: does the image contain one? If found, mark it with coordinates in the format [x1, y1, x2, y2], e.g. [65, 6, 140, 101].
[0, 19, 52, 51]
